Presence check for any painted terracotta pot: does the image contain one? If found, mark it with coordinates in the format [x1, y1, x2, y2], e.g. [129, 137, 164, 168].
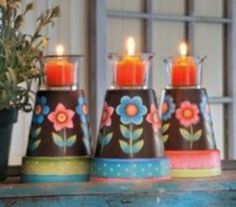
[91, 89, 170, 182]
[22, 90, 92, 182]
[159, 88, 221, 177]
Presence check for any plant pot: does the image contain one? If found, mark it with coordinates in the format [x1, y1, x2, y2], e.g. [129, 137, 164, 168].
[0, 109, 18, 180]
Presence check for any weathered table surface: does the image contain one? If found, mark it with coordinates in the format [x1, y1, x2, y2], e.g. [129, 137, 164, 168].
[0, 170, 236, 207]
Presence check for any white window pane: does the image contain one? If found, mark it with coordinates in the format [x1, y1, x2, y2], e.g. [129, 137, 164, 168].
[106, 0, 144, 12]
[211, 105, 225, 158]
[195, 0, 223, 17]
[194, 24, 223, 96]
[152, 22, 185, 97]
[153, 0, 185, 15]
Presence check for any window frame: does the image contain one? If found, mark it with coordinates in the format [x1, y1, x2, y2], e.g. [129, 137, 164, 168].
[88, 0, 236, 161]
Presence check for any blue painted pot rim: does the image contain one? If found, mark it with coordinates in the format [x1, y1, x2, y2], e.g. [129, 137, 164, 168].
[92, 157, 168, 163]
[22, 174, 89, 183]
[91, 157, 170, 179]
[23, 156, 91, 161]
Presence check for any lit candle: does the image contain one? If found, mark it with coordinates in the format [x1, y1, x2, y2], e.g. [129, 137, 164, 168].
[46, 45, 74, 86]
[171, 43, 197, 87]
[116, 37, 145, 87]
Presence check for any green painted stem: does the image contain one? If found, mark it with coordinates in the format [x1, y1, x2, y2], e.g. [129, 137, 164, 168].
[190, 125, 194, 150]
[63, 128, 67, 155]
[129, 124, 133, 158]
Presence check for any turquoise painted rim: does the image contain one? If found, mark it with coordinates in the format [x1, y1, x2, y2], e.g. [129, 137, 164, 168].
[91, 157, 170, 179]
[22, 175, 89, 183]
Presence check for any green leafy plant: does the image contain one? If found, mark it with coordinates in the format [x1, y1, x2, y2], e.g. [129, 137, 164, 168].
[0, 0, 59, 111]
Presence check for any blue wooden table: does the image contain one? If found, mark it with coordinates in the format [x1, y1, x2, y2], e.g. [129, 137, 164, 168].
[0, 170, 236, 207]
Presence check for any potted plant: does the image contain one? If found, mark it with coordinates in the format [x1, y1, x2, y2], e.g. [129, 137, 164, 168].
[0, 0, 59, 180]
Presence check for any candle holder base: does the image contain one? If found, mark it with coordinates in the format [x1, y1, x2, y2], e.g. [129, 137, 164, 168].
[166, 150, 221, 178]
[21, 156, 90, 183]
[90, 158, 170, 182]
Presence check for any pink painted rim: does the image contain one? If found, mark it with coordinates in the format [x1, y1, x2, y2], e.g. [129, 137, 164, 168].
[90, 176, 171, 182]
[166, 150, 221, 169]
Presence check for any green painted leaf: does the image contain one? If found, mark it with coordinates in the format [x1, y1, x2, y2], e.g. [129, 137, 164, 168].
[52, 132, 65, 147]
[30, 139, 41, 151]
[98, 133, 104, 145]
[120, 124, 131, 138]
[103, 132, 113, 145]
[66, 135, 77, 147]
[180, 128, 192, 141]
[119, 140, 130, 154]
[160, 135, 169, 143]
[162, 123, 170, 133]
[132, 140, 144, 154]
[32, 127, 41, 138]
[193, 129, 202, 141]
[132, 128, 143, 140]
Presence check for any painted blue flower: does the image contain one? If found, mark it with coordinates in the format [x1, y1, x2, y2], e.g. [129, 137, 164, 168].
[33, 96, 50, 124]
[200, 96, 211, 121]
[116, 96, 147, 125]
[160, 95, 176, 121]
[76, 97, 89, 124]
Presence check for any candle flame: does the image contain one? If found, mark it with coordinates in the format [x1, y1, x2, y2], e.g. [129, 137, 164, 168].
[56, 44, 64, 56]
[179, 42, 187, 56]
[127, 37, 135, 55]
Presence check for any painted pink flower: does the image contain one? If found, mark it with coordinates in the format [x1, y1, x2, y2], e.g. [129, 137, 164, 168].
[176, 101, 200, 128]
[48, 103, 75, 131]
[146, 104, 161, 132]
[101, 102, 114, 127]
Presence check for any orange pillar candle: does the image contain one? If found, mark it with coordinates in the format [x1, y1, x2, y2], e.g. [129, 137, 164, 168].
[46, 45, 74, 86]
[116, 37, 145, 87]
[171, 43, 197, 87]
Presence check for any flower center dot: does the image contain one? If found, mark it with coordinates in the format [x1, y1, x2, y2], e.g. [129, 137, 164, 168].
[56, 112, 67, 123]
[183, 109, 193, 118]
[161, 103, 168, 113]
[152, 112, 159, 123]
[102, 111, 108, 121]
[35, 105, 42, 115]
[82, 104, 88, 114]
[125, 104, 138, 116]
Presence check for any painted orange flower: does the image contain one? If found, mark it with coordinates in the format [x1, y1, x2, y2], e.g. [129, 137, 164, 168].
[101, 102, 114, 127]
[146, 104, 161, 132]
[48, 103, 75, 131]
[175, 101, 199, 127]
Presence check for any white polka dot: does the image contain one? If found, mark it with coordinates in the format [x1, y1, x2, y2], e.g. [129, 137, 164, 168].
[148, 172, 152, 176]
[148, 163, 152, 167]
[133, 164, 137, 168]
[103, 163, 107, 167]
[155, 168, 159, 171]
[117, 164, 121, 167]
[103, 172, 107, 176]
[117, 173, 121, 176]
[125, 168, 129, 172]
[35, 161, 39, 165]
[141, 168, 145, 172]
[133, 173, 137, 177]
[110, 168, 114, 172]
[98, 168, 101, 171]
[50, 162, 54, 166]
